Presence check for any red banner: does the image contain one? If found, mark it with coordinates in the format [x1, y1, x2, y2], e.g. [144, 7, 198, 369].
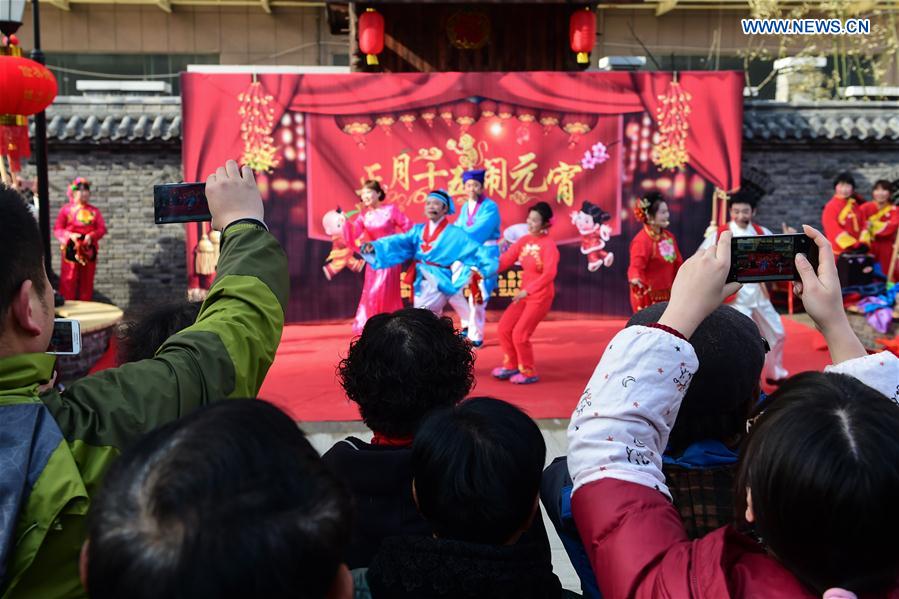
[306, 106, 621, 244]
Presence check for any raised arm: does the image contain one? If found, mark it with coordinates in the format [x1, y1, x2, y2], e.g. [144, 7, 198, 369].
[363, 227, 419, 270]
[498, 238, 524, 273]
[43, 160, 288, 450]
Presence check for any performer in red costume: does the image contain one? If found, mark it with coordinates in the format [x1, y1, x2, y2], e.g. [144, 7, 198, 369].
[54, 177, 107, 301]
[491, 202, 559, 385]
[861, 179, 899, 275]
[627, 191, 683, 313]
[821, 172, 870, 256]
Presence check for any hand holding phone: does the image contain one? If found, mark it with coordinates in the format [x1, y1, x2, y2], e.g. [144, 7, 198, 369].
[154, 183, 211, 224]
[727, 233, 818, 283]
[47, 318, 81, 355]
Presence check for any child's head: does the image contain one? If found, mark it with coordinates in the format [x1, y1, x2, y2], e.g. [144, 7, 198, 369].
[736, 372, 899, 594]
[411, 397, 545, 545]
[628, 303, 766, 452]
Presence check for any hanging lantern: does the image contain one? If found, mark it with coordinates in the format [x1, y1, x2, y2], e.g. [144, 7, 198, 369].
[516, 106, 536, 124]
[438, 103, 455, 127]
[335, 114, 374, 148]
[420, 107, 437, 128]
[560, 113, 598, 148]
[569, 7, 596, 65]
[479, 99, 497, 119]
[358, 8, 385, 66]
[497, 103, 514, 120]
[453, 101, 478, 132]
[538, 110, 560, 135]
[374, 113, 397, 135]
[446, 9, 490, 50]
[0, 40, 58, 173]
[398, 111, 417, 132]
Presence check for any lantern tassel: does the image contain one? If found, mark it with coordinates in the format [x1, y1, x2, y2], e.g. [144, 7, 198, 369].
[366, 54, 379, 66]
[577, 52, 589, 64]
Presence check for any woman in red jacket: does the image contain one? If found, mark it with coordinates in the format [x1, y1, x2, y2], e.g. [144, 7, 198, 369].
[491, 202, 560, 385]
[568, 226, 899, 599]
[54, 177, 107, 301]
[861, 179, 899, 276]
[627, 191, 682, 313]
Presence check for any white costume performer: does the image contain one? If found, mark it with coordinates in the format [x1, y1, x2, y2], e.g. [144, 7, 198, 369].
[700, 221, 788, 382]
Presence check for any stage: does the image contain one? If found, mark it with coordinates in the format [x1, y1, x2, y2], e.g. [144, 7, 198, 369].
[259, 315, 832, 423]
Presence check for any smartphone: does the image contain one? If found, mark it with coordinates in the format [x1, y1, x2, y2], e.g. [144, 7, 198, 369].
[154, 182, 211, 224]
[727, 233, 818, 283]
[47, 318, 81, 355]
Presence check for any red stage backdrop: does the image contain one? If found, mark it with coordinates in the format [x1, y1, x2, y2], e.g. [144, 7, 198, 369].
[180, 71, 743, 322]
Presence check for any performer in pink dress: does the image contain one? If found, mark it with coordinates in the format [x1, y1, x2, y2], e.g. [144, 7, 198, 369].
[346, 180, 413, 334]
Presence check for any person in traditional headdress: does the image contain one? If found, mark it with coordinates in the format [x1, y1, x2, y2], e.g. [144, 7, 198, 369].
[860, 179, 899, 277]
[699, 180, 788, 384]
[54, 177, 106, 301]
[345, 180, 413, 334]
[360, 190, 489, 321]
[491, 201, 559, 385]
[451, 169, 501, 347]
[822, 172, 870, 257]
[627, 191, 682, 313]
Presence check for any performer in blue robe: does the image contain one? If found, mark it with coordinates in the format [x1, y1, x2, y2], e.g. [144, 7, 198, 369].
[452, 169, 501, 346]
[361, 189, 490, 319]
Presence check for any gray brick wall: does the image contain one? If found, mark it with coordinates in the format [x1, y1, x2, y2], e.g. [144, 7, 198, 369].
[743, 148, 899, 234]
[21, 145, 186, 314]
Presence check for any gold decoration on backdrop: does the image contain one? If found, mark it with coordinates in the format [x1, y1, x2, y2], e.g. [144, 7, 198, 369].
[446, 10, 490, 50]
[652, 79, 692, 171]
[238, 79, 280, 172]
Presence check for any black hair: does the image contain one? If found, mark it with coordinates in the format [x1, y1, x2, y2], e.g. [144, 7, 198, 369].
[87, 399, 352, 599]
[411, 397, 545, 544]
[338, 308, 475, 437]
[0, 186, 47, 334]
[580, 201, 611, 225]
[117, 301, 203, 364]
[736, 372, 899, 595]
[643, 191, 667, 218]
[528, 201, 553, 226]
[727, 192, 758, 211]
[833, 172, 856, 190]
[628, 303, 765, 453]
[362, 180, 385, 201]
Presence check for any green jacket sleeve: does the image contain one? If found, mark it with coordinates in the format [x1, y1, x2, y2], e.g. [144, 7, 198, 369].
[42, 223, 289, 450]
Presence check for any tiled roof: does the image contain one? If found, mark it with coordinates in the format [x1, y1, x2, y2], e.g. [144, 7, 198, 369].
[743, 101, 899, 142]
[34, 96, 899, 144]
[34, 96, 181, 143]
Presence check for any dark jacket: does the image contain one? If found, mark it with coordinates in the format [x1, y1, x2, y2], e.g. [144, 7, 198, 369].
[322, 436, 553, 569]
[351, 536, 578, 599]
[0, 223, 287, 598]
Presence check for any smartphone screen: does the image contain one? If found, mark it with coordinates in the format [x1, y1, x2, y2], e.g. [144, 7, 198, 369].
[728, 234, 817, 283]
[47, 319, 81, 355]
[154, 183, 211, 224]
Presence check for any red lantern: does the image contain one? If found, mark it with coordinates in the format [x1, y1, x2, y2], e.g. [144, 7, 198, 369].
[420, 107, 437, 128]
[358, 8, 385, 67]
[375, 113, 397, 135]
[0, 44, 58, 172]
[569, 7, 596, 65]
[398, 111, 417, 132]
[453, 101, 478, 132]
[538, 110, 560, 135]
[497, 103, 514, 120]
[335, 114, 373, 148]
[438, 103, 455, 127]
[560, 113, 598, 147]
[479, 99, 497, 119]
[516, 106, 536, 123]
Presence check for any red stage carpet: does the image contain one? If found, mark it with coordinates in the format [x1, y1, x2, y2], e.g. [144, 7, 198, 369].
[259, 317, 831, 423]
